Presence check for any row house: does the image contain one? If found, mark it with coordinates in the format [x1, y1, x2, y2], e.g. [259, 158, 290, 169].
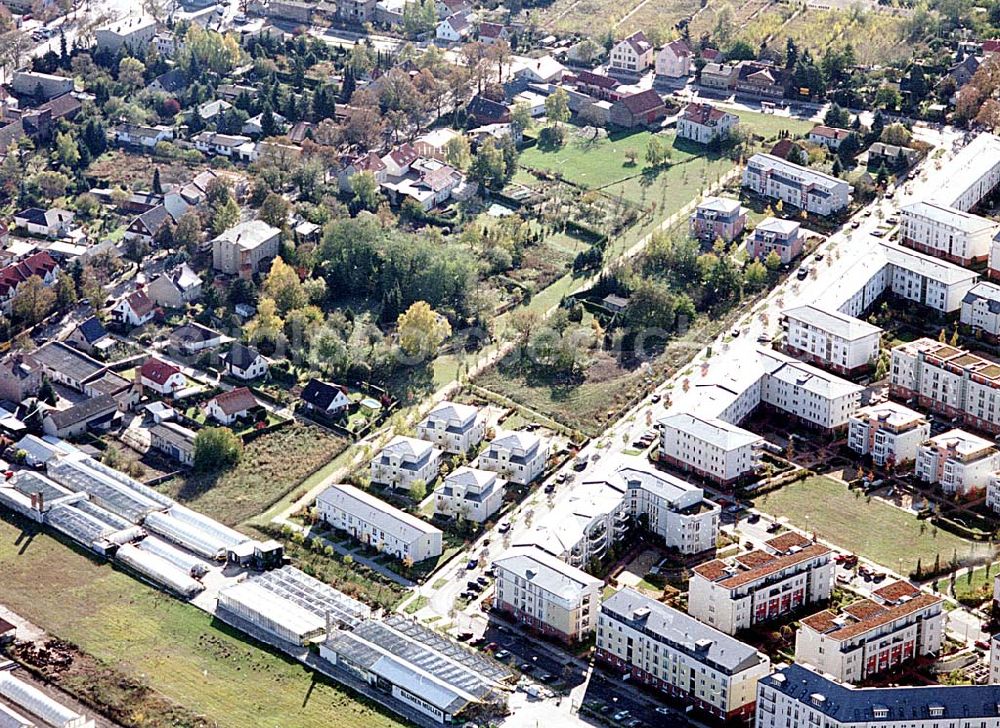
[742, 154, 852, 216]
[689, 196, 747, 243]
[847, 402, 930, 467]
[915, 428, 1000, 496]
[746, 217, 802, 264]
[433, 467, 504, 523]
[900, 200, 999, 266]
[676, 102, 739, 145]
[780, 304, 882, 377]
[415, 400, 486, 455]
[493, 546, 602, 643]
[0, 251, 59, 315]
[688, 531, 834, 635]
[758, 348, 864, 431]
[609, 31, 654, 74]
[881, 242, 979, 314]
[659, 412, 762, 485]
[960, 281, 1000, 339]
[477, 430, 547, 485]
[597, 588, 771, 722]
[756, 662, 1000, 728]
[795, 580, 943, 683]
[371, 435, 441, 490]
[890, 337, 1000, 433]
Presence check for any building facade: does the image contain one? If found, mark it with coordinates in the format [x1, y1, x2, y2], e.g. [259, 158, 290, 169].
[900, 200, 999, 266]
[847, 402, 930, 467]
[370, 435, 441, 490]
[915, 429, 1000, 496]
[477, 431, 547, 485]
[433, 467, 504, 523]
[689, 196, 747, 243]
[659, 413, 761, 485]
[780, 305, 882, 377]
[742, 154, 852, 216]
[415, 400, 486, 454]
[746, 217, 802, 264]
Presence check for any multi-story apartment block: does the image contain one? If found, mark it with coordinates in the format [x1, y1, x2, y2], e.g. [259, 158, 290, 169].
[477, 430, 547, 485]
[370, 435, 442, 490]
[847, 402, 930, 467]
[742, 154, 852, 216]
[689, 196, 747, 243]
[659, 413, 762, 485]
[780, 305, 882, 377]
[433, 467, 504, 522]
[795, 580, 943, 683]
[881, 243, 979, 313]
[211, 219, 281, 275]
[676, 103, 739, 145]
[991, 633, 1000, 683]
[900, 200, 999, 266]
[746, 217, 802, 264]
[316, 482, 443, 563]
[756, 662, 1000, 728]
[492, 546, 602, 643]
[915, 429, 1000, 496]
[609, 32, 654, 73]
[619, 465, 719, 554]
[758, 349, 864, 430]
[961, 281, 1000, 340]
[890, 337, 1000, 433]
[597, 588, 771, 721]
[688, 532, 834, 635]
[415, 400, 486, 454]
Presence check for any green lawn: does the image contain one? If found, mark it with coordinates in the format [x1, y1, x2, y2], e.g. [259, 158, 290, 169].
[938, 563, 999, 606]
[754, 476, 989, 575]
[731, 109, 817, 140]
[158, 424, 347, 527]
[0, 513, 405, 728]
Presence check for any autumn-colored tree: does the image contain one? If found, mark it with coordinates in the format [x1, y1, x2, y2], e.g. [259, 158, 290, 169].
[397, 301, 451, 358]
[263, 256, 306, 315]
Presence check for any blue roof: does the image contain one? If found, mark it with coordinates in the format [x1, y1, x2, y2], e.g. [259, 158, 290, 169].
[761, 664, 1000, 723]
[77, 316, 108, 344]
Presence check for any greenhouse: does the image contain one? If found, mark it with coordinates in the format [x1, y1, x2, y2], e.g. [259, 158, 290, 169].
[46, 456, 166, 522]
[0, 671, 95, 728]
[143, 510, 231, 560]
[252, 566, 371, 629]
[216, 579, 327, 646]
[115, 543, 205, 599]
[136, 535, 210, 577]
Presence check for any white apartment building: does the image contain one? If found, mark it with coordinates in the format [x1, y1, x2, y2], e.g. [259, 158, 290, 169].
[477, 430, 547, 485]
[881, 243, 979, 313]
[688, 532, 834, 635]
[795, 580, 943, 683]
[915, 429, 1000, 496]
[676, 103, 739, 145]
[742, 153, 852, 216]
[780, 305, 882, 377]
[492, 546, 602, 643]
[316, 482, 443, 563]
[433, 467, 504, 523]
[756, 662, 1000, 728]
[619, 465, 719, 554]
[991, 633, 1000, 683]
[900, 200, 1000, 265]
[986, 472, 1000, 513]
[847, 402, 930, 467]
[415, 400, 486, 454]
[890, 337, 1000, 433]
[597, 588, 771, 722]
[370, 435, 442, 490]
[758, 349, 864, 430]
[609, 32, 654, 73]
[659, 413, 761, 485]
[961, 281, 1000, 339]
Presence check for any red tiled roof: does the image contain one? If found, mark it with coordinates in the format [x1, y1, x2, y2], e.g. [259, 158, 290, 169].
[765, 531, 811, 553]
[983, 39, 1000, 53]
[617, 89, 664, 115]
[0, 251, 59, 297]
[682, 102, 729, 125]
[209, 386, 258, 416]
[479, 21, 504, 37]
[355, 152, 386, 172]
[735, 550, 776, 569]
[387, 143, 418, 168]
[820, 594, 942, 642]
[872, 580, 921, 603]
[707, 543, 832, 590]
[665, 39, 690, 57]
[140, 357, 181, 386]
[810, 125, 850, 140]
[576, 70, 618, 89]
[701, 48, 722, 61]
[125, 289, 155, 317]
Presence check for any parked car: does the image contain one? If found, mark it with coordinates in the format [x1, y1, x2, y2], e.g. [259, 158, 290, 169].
[766, 521, 782, 533]
[498, 522, 511, 533]
[477, 576, 490, 586]
[467, 558, 479, 570]
[495, 649, 510, 660]
[797, 267, 810, 280]
[456, 631, 474, 641]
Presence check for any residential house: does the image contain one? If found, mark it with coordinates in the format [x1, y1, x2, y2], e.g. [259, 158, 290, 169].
[115, 123, 174, 148]
[42, 393, 118, 438]
[317, 482, 443, 562]
[147, 264, 202, 308]
[337, 151, 388, 193]
[867, 142, 918, 170]
[881, 244, 979, 314]
[597, 588, 771, 721]
[139, 357, 186, 396]
[203, 386, 260, 425]
[742, 154, 852, 216]
[338, 0, 377, 22]
[381, 143, 419, 177]
[0, 355, 42, 403]
[747, 217, 802, 263]
[478, 21, 507, 44]
[676, 102, 739, 145]
[573, 70, 621, 101]
[146, 68, 186, 95]
[223, 343, 268, 381]
[124, 205, 173, 247]
[11, 70, 73, 100]
[659, 412, 761, 485]
[95, 16, 157, 53]
[111, 289, 156, 328]
[493, 546, 602, 642]
[735, 60, 787, 98]
[478, 430, 548, 485]
[758, 348, 863, 430]
[212, 219, 281, 275]
[436, 11, 471, 41]
[688, 531, 835, 635]
[192, 131, 252, 158]
[300, 379, 350, 417]
[434, 466, 504, 522]
[13, 208, 74, 238]
[66, 317, 111, 356]
[847, 402, 930, 467]
[915, 429, 1000, 497]
[807, 126, 851, 149]
[150, 421, 196, 466]
[416, 400, 486, 454]
[690, 196, 747, 243]
[780, 304, 882, 376]
[0, 251, 60, 315]
[609, 32, 654, 74]
[466, 95, 511, 126]
[699, 62, 738, 91]
[608, 89, 666, 129]
[796, 581, 943, 683]
[413, 128, 463, 161]
[655, 39, 691, 78]
[370, 435, 441, 490]
[169, 322, 224, 355]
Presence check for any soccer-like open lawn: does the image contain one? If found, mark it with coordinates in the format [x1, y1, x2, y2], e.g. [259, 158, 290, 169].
[754, 476, 991, 575]
[0, 513, 405, 728]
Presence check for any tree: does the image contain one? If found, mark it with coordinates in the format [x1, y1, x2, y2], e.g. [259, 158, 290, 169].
[212, 196, 240, 235]
[874, 85, 901, 110]
[173, 211, 202, 255]
[823, 103, 850, 128]
[764, 249, 782, 273]
[511, 101, 532, 134]
[118, 57, 146, 91]
[263, 256, 307, 314]
[409, 478, 427, 501]
[193, 427, 243, 471]
[544, 87, 570, 126]
[645, 135, 670, 168]
[444, 135, 471, 170]
[152, 168, 163, 195]
[259, 192, 291, 228]
[55, 270, 77, 308]
[744, 260, 768, 292]
[397, 300, 451, 358]
[12, 275, 55, 325]
[351, 170, 381, 211]
[468, 137, 506, 192]
[54, 131, 79, 169]
[880, 123, 912, 147]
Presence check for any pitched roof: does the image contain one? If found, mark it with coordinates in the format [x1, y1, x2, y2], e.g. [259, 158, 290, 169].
[149, 67, 186, 93]
[575, 70, 618, 89]
[76, 316, 108, 344]
[664, 39, 690, 57]
[386, 143, 418, 168]
[224, 342, 263, 370]
[170, 322, 222, 347]
[301, 378, 347, 410]
[682, 102, 732, 125]
[0, 251, 59, 296]
[123, 288, 155, 318]
[616, 89, 664, 115]
[209, 386, 258, 416]
[45, 394, 117, 430]
[140, 357, 181, 386]
[478, 21, 505, 38]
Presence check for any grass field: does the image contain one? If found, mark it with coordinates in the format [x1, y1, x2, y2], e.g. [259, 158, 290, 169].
[0, 513, 405, 728]
[158, 424, 347, 527]
[755, 477, 992, 575]
[536, 0, 701, 40]
[937, 563, 999, 606]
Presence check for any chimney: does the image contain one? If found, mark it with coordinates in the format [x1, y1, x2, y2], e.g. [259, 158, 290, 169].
[30, 493, 37, 510]
[37, 491, 44, 512]
[326, 611, 334, 635]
